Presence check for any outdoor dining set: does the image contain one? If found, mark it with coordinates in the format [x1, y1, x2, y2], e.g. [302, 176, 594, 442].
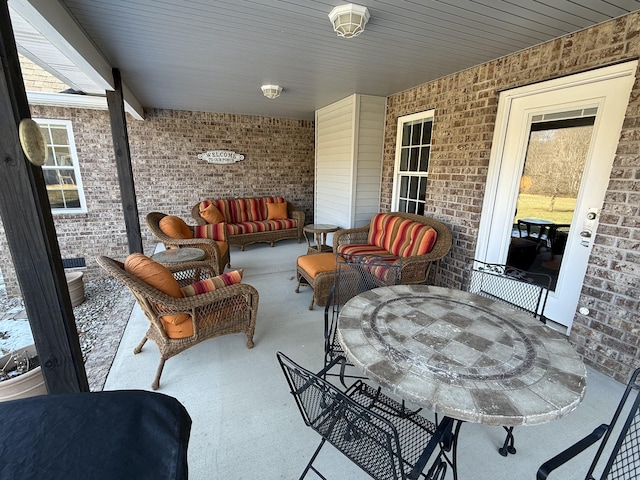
[279, 257, 640, 480]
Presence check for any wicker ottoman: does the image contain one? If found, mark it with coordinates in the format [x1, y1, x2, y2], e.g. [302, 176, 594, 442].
[296, 253, 344, 310]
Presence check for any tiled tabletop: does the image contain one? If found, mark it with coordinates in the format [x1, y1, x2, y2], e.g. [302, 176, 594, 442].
[337, 285, 587, 426]
[151, 247, 206, 263]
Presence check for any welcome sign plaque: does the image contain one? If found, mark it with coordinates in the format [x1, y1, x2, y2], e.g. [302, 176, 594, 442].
[197, 150, 245, 164]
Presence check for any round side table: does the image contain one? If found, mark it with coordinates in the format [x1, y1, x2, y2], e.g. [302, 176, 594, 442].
[303, 224, 339, 254]
[151, 247, 206, 264]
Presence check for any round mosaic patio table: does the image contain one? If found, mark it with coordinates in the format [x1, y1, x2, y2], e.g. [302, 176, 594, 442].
[337, 284, 587, 427]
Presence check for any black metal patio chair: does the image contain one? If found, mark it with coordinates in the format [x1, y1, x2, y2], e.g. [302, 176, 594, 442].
[277, 351, 455, 480]
[467, 259, 551, 324]
[537, 367, 640, 479]
[324, 256, 401, 383]
[466, 259, 552, 457]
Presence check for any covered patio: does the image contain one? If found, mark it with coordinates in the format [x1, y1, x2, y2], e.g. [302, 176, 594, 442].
[104, 239, 625, 479]
[0, 1, 639, 477]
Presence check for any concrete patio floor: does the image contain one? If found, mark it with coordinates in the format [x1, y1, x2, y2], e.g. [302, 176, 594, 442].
[104, 239, 625, 480]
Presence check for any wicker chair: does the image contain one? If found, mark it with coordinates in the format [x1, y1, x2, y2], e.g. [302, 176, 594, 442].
[97, 255, 259, 390]
[146, 211, 230, 276]
[333, 212, 452, 285]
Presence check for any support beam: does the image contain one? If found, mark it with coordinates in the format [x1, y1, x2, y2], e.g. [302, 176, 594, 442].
[0, 0, 88, 393]
[107, 67, 143, 254]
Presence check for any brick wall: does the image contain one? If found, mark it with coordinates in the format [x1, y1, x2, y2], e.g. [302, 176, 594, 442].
[0, 107, 315, 295]
[382, 14, 640, 382]
[19, 55, 68, 93]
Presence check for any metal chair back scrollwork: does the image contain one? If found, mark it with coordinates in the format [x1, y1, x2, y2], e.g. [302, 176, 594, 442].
[537, 367, 640, 480]
[277, 351, 454, 480]
[324, 256, 401, 378]
[466, 259, 551, 323]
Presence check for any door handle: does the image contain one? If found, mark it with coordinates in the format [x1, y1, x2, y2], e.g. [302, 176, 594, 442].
[580, 230, 592, 238]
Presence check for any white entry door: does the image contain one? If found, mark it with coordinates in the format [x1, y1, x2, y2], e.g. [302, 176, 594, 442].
[476, 61, 637, 332]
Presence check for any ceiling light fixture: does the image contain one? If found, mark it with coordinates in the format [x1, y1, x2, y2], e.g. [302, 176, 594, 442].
[261, 84, 283, 99]
[328, 4, 370, 38]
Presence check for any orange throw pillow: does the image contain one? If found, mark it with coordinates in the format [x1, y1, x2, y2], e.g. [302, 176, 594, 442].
[267, 202, 288, 220]
[159, 216, 193, 239]
[200, 202, 225, 224]
[124, 253, 190, 327]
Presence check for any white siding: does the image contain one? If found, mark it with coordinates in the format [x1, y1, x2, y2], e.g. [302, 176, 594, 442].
[315, 94, 385, 233]
[315, 96, 355, 230]
[354, 95, 385, 226]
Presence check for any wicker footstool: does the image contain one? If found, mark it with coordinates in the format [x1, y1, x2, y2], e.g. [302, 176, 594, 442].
[296, 253, 344, 310]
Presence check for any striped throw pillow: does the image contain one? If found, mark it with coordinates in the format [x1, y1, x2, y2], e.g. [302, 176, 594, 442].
[194, 223, 227, 241]
[180, 269, 243, 297]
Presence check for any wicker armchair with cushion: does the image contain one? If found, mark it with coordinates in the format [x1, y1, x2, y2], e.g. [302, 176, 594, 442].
[146, 211, 230, 276]
[333, 212, 453, 285]
[97, 254, 259, 390]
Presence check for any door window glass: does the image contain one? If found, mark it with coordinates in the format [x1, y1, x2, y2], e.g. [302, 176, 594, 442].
[508, 116, 595, 289]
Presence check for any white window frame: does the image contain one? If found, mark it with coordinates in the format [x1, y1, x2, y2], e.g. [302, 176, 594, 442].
[36, 119, 87, 214]
[391, 110, 434, 214]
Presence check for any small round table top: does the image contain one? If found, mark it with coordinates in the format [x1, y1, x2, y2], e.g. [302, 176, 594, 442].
[303, 224, 339, 233]
[519, 218, 554, 225]
[337, 284, 587, 427]
[151, 247, 206, 264]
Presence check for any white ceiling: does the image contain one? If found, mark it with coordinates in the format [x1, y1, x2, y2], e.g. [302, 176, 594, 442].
[10, 0, 640, 120]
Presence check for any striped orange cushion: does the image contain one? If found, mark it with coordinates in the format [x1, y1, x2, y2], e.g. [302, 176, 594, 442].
[180, 269, 243, 297]
[401, 223, 437, 256]
[366, 213, 438, 257]
[367, 213, 400, 251]
[194, 223, 227, 241]
[215, 199, 247, 223]
[337, 244, 395, 260]
[211, 197, 289, 223]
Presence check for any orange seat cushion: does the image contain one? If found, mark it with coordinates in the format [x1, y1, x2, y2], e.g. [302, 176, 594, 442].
[159, 215, 193, 239]
[124, 253, 190, 327]
[217, 240, 228, 259]
[267, 202, 288, 220]
[160, 319, 194, 339]
[297, 253, 344, 279]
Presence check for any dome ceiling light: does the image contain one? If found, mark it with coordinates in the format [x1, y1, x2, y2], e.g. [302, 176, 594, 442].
[328, 4, 370, 39]
[261, 84, 283, 99]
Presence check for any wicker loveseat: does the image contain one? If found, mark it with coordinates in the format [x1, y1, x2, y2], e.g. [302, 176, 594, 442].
[191, 196, 304, 250]
[296, 212, 452, 309]
[333, 212, 453, 285]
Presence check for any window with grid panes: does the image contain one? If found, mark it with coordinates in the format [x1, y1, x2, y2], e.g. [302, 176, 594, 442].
[37, 119, 86, 213]
[392, 111, 433, 216]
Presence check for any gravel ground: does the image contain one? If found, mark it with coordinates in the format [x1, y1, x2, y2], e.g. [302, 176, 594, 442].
[0, 277, 135, 391]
